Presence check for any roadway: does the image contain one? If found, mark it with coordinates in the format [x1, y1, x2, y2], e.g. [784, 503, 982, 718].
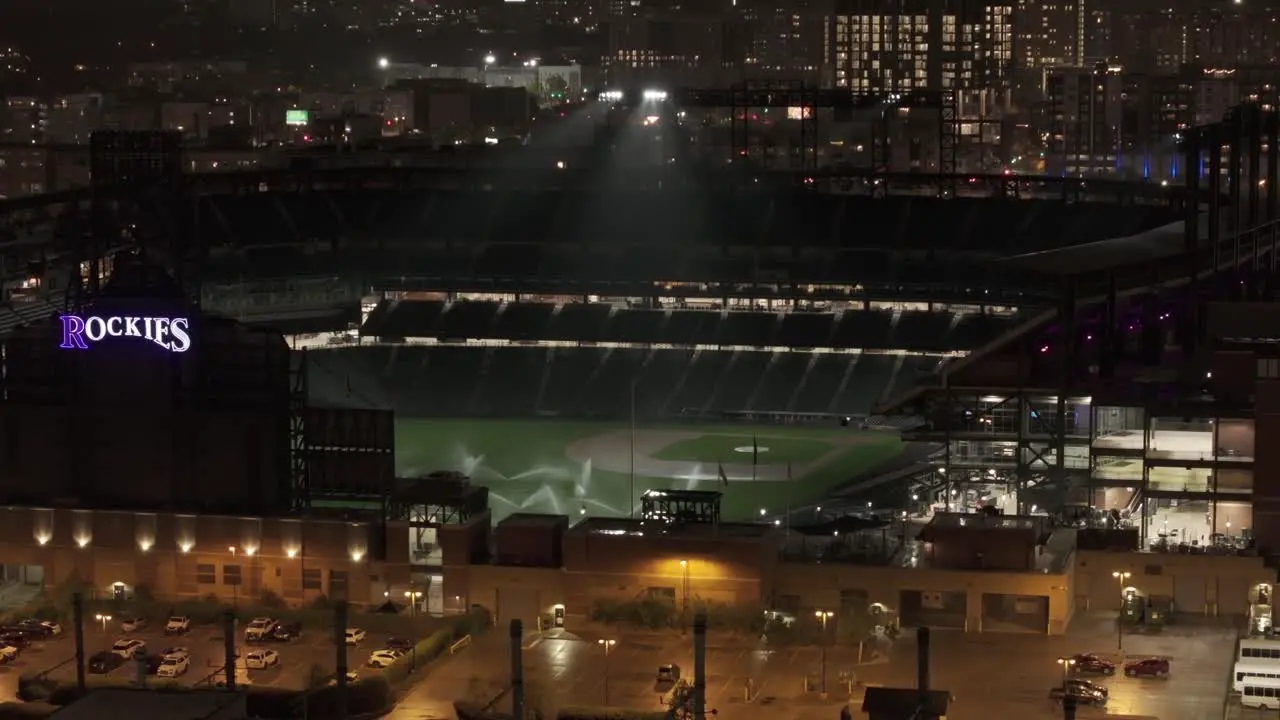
[391, 612, 1235, 720]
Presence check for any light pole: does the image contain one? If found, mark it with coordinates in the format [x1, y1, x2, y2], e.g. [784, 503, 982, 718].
[94, 614, 111, 634]
[404, 588, 423, 617]
[679, 560, 690, 614]
[1112, 570, 1131, 650]
[815, 610, 833, 699]
[598, 639, 617, 705]
[1056, 657, 1076, 689]
[228, 546, 239, 607]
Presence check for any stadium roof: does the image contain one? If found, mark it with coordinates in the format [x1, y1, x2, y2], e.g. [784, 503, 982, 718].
[1001, 215, 1205, 277]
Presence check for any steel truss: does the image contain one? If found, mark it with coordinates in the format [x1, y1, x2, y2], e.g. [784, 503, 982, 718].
[640, 489, 722, 525]
[907, 389, 1092, 512]
[288, 350, 311, 513]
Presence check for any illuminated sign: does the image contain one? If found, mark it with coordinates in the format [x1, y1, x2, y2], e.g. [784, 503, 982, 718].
[285, 109, 310, 126]
[59, 315, 192, 354]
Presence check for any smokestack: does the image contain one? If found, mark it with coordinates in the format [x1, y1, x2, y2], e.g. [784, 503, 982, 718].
[511, 619, 525, 720]
[693, 612, 707, 719]
[917, 627, 930, 692]
[72, 593, 86, 694]
[222, 610, 237, 691]
[334, 601, 349, 720]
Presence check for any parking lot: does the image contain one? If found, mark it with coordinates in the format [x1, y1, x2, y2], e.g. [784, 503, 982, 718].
[10, 617, 409, 693]
[392, 613, 1237, 720]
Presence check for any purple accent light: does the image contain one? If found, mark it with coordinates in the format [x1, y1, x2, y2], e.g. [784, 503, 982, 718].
[60, 315, 88, 350]
[57, 314, 192, 353]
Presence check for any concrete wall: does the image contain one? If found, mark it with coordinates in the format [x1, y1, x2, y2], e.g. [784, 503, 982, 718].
[1073, 549, 1272, 616]
[0, 507, 395, 606]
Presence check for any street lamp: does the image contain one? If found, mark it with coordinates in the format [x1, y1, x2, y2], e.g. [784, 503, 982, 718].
[679, 560, 690, 613]
[1112, 570, 1131, 650]
[483, 54, 496, 66]
[815, 610, 834, 699]
[229, 546, 240, 607]
[404, 589, 423, 617]
[94, 613, 112, 633]
[598, 639, 617, 705]
[1056, 657, 1076, 689]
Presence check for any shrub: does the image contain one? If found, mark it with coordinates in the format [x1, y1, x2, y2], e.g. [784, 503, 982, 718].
[258, 589, 287, 609]
[0, 701, 57, 719]
[557, 707, 669, 720]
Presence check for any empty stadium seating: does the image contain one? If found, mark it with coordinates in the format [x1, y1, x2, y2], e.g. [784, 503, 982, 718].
[305, 345, 945, 420]
[362, 300, 1018, 352]
[181, 189, 1178, 291]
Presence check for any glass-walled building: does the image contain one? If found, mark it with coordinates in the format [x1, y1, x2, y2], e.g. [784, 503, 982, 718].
[1090, 405, 1253, 551]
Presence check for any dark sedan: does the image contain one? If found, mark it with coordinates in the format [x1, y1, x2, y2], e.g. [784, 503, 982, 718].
[87, 651, 125, 674]
[1069, 653, 1116, 676]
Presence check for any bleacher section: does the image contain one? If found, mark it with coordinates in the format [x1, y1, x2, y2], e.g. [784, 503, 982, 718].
[306, 345, 940, 420]
[363, 300, 1017, 352]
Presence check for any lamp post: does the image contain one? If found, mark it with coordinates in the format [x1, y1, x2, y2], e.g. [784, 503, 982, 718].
[228, 546, 239, 607]
[404, 588, 423, 617]
[1112, 570, 1131, 651]
[598, 639, 617, 705]
[1056, 657, 1076, 689]
[94, 614, 111, 634]
[815, 610, 833, 699]
[679, 560, 690, 614]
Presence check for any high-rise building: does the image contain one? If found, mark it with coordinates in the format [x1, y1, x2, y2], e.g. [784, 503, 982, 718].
[1012, 0, 1082, 69]
[829, 0, 1012, 93]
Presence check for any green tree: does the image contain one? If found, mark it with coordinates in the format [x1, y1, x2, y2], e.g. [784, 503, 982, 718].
[542, 74, 569, 102]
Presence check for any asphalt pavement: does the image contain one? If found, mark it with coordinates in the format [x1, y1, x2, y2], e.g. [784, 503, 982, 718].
[390, 613, 1237, 720]
[15, 619, 403, 693]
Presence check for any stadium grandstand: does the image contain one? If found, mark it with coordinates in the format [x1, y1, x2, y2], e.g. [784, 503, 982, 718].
[0, 112, 1215, 522]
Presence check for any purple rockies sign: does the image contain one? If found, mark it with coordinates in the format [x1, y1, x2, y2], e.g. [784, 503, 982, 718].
[59, 315, 192, 353]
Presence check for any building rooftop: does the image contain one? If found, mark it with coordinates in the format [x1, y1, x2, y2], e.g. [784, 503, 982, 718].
[498, 512, 568, 529]
[928, 511, 1043, 531]
[861, 687, 951, 718]
[570, 517, 773, 539]
[51, 688, 246, 720]
[640, 489, 724, 502]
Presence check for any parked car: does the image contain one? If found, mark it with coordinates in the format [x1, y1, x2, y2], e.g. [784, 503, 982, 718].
[12, 621, 55, 638]
[245, 618, 278, 642]
[157, 650, 190, 677]
[119, 616, 147, 633]
[329, 671, 360, 685]
[111, 639, 146, 658]
[0, 626, 37, 640]
[1124, 658, 1170, 678]
[267, 621, 303, 642]
[164, 617, 191, 635]
[1049, 680, 1108, 706]
[88, 651, 125, 674]
[244, 649, 280, 670]
[344, 628, 366, 645]
[385, 637, 413, 653]
[0, 632, 32, 649]
[367, 650, 402, 668]
[0, 645, 17, 663]
[1069, 653, 1116, 676]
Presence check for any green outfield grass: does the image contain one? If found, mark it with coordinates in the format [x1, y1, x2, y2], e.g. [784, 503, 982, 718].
[393, 418, 903, 522]
[651, 434, 835, 466]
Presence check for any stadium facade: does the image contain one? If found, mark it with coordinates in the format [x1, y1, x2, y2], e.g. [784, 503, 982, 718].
[0, 130, 1276, 634]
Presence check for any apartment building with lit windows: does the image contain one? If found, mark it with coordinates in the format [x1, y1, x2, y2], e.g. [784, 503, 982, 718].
[828, 0, 1012, 92]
